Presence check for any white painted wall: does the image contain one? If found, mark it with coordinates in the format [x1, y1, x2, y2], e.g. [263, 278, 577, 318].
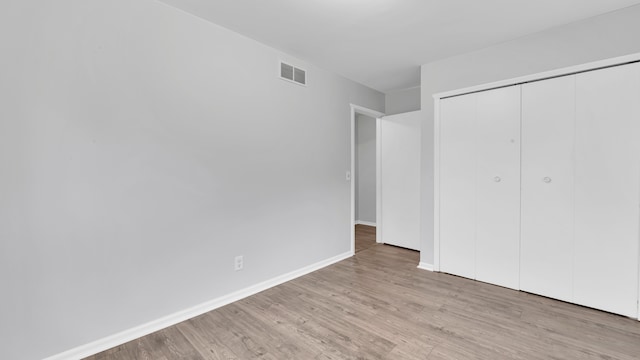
[0, 1, 384, 359]
[385, 87, 421, 115]
[420, 4, 640, 266]
[355, 114, 376, 224]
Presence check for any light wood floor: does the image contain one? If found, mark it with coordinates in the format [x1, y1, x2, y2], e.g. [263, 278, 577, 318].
[86, 244, 640, 360]
[355, 224, 376, 253]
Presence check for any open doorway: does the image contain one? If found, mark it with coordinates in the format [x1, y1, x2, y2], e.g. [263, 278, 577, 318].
[350, 105, 422, 260]
[355, 113, 378, 253]
[350, 105, 384, 254]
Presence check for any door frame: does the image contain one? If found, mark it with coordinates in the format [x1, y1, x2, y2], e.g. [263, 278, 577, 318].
[350, 104, 385, 255]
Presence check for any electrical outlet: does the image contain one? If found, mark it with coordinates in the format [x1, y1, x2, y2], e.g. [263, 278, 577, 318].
[234, 255, 243, 271]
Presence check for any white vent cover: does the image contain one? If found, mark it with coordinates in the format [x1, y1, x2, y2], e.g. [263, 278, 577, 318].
[280, 61, 306, 86]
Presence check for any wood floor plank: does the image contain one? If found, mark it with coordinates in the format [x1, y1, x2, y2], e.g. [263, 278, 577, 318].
[199, 308, 280, 360]
[241, 295, 365, 359]
[86, 241, 640, 360]
[355, 225, 376, 253]
[147, 327, 204, 360]
[234, 296, 338, 358]
[176, 315, 241, 360]
[268, 291, 396, 359]
[218, 302, 320, 359]
[287, 273, 447, 347]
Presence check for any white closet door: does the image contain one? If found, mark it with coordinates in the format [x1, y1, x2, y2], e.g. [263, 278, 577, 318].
[574, 63, 640, 317]
[380, 111, 422, 251]
[520, 76, 575, 302]
[475, 86, 521, 290]
[439, 94, 476, 279]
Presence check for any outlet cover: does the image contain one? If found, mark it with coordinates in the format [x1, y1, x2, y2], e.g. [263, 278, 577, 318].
[234, 255, 244, 271]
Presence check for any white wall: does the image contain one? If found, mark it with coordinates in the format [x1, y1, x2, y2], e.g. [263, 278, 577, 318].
[420, 4, 640, 266]
[385, 87, 421, 115]
[355, 114, 376, 224]
[0, 1, 384, 359]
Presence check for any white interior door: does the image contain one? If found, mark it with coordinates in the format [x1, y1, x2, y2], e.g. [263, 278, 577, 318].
[439, 94, 477, 279]
[573, 63, 640, 317]
[380, 111, 421, 251]
[521, 76, 576, 302]
[474, 86, 521, 290]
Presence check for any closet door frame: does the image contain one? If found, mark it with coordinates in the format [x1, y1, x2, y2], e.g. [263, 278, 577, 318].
[433, 52, 640, 321]
[433, 100, 441, 271]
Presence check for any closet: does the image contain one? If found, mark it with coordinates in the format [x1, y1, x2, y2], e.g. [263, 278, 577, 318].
[435, 60, 640, 318]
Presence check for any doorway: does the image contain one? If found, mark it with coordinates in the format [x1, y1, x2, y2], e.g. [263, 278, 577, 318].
[350, 106, 423, 255]
[355, 113, 378, 253]
[350, 105, 384, 254]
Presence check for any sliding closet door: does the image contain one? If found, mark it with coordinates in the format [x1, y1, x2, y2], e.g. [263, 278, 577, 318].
[574, 63, 640, 317]
[475, 86, 521, 290]
[439, 94, 476, 279]
[520, 76, 575, 302]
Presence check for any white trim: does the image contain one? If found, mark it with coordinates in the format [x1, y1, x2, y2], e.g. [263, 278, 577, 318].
[44, 251, 352, 360]
[433, 52, 640, 100]
[375, 117, 383, 244]
[351, 104, 385, 119]
[433, 99, 441, 272]
[355, 220, 377, 227]
[350, 104, 385, 254]
[417, 262, 434, 272]
[350, 107, 356, 255]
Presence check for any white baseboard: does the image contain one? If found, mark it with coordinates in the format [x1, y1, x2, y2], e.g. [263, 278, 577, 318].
[417, 262, 434, 272]
[354, 220, 376, 227]
[44, 251, 353, 360]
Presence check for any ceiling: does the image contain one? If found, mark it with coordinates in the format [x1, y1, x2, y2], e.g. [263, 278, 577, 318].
[158, 0, 640, 93]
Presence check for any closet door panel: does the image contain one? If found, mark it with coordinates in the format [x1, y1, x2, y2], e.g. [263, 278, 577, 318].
[520, 76, 575, 302]
[439, 94, 476, 279]
[574, 63, 640, 317]
[475, 86, 521, 290]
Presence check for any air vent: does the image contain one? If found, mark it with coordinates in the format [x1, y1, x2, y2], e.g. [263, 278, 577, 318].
[280, 61, 307, 86]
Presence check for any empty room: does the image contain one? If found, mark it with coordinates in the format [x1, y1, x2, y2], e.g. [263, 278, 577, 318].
[3, 1, 640, 359]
